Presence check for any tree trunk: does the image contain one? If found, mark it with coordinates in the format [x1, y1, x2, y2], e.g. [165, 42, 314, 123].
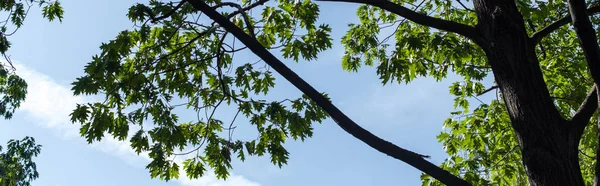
[473, 0, 585, 185]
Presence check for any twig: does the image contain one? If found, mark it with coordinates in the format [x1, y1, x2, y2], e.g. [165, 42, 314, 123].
[477, 85, 499, 96]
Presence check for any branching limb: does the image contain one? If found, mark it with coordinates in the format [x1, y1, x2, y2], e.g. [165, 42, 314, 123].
[530, 4, 600, 45]
[143, 26, 217, 71]
[213, 2, 256, 38]
[570, 84, 598, 129]
[567, 0, 600, 86]
[228, 0, 269, 18]
[595, 86, 600, 186]
[526, 19, 547, 59]
[316, 0, 480, 42]
[187, 0, 471, 185]
[565, 8, 600, 183]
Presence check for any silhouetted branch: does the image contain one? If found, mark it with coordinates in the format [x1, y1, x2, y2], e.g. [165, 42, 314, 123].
[317, 0, 480, 43]
[567, 0, 600, 86]
[477, 85, 498, 96]
[187, 0, 471, 185]
[530, 4, 600, 45]
[148, 0, 188, 23]
[213, 2, 256, 38]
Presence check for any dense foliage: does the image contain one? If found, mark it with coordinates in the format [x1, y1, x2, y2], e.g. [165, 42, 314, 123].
[64, 0, 600, 184]
[1, 0, 599, 185]
[0, 137, 42, 186]
[69, 0, 332, 180]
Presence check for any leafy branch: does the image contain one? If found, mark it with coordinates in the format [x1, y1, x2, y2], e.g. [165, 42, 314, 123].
[530, 4, 600, 45]
[316, 0, 480, 42]
[187, 0, 471, 185]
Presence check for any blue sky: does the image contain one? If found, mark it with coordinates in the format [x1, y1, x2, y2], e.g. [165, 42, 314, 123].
[0, 1, 490, 185]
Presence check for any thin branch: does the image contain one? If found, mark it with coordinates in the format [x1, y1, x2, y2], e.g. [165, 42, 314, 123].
[472, 96, 485, 105]
[316, 0, 479, 42]
[580, 148, 595, 159]
[455, 0, 474, 12]
[377, 0, 427, 45]
[144, 26, 217, 71]
[156, 55, 217, 74]
[188, 0, 471, 185]
[213, 2, 256, 38]
[476, 85, 498, 96]
[228, 0, 269, 18]
[228, 110, 241, 141]
[173, 35, 229, 157]
[175, 81, 226, 157]
[422, 58, 490, 70]
[489, 145, 518, 168]
[530, 4, 600, 45]
[216, 33, 231, 101]
[550, 96, 578, 102]
[221, 42, 248, 53]
[148, 0, 188, 23]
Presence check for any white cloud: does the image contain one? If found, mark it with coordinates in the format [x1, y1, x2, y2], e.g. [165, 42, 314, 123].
[12, 62, 260, 186]
[365, 83, 431, 119]
[359, 78, 456, 127]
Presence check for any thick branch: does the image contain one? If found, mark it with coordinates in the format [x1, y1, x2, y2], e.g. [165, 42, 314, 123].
[530, 4, 600, 45]
[571, 84, 598, 128]
[567, 1, 600, 185]
[568, 0, 600, 92]
[187, 0, 471, 185]
[596, 85, 600, 186]
[316, 0, 479, 42]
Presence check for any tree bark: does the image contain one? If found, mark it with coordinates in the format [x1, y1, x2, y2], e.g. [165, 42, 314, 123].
[473, 0, 585, 185]
[563, 1, 600, 185]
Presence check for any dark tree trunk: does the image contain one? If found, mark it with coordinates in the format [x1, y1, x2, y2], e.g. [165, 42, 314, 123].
[473, 0, 585, 185]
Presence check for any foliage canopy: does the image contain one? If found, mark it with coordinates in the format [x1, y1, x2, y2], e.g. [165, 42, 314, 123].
[70, 0, 332, 180]
[1, 0, 600, 185]
[67, 0, 600, 185]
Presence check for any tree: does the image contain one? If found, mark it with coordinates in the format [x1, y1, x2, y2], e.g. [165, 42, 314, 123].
[0, 0, 63, 185]
[55, 0, 600, 185]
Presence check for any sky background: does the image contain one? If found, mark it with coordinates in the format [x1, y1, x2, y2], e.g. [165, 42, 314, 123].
[0, 1, 492, 186]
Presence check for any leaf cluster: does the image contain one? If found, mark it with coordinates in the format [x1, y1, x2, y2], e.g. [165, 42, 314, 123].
[70, 0, 332, 181]
[0, 0, 63, 120]
[0, 137, 42, 186]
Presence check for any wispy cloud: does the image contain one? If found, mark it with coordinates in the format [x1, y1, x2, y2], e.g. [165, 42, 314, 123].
[12, 62, 260, 186]
[358, 78, 457, 128]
